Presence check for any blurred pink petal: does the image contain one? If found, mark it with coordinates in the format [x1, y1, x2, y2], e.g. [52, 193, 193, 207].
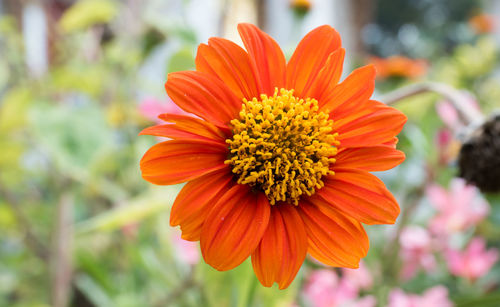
[436, 94, 479, 129]
[399, 226, 436, 280]
[388, 286, 453, 307]
[436, 129, 453, 148]
[419, 286, 453, 307]
[446, 237, 498, 282]
[436, 101, 459, 128]
[435, 129, 461, 165]
[304, 268, 376, 307]
[304, 270, 360, 307]
[342, 261, 373, 290]
[139, 96, 187, 123]
[171, 231, 200, 265]
[121, 222, 139, 239]
[426, 178, 489, 237]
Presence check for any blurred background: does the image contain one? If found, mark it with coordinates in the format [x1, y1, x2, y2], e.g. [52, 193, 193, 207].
[1, 0, 500, 306]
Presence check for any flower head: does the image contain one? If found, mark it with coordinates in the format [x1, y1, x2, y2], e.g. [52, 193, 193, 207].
[446, 237, 498, 282]
[140, 24, 406, 289]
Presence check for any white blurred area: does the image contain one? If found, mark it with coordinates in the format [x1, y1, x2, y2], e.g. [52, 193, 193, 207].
[8, 0, 500, 86]
[9, 0, 364, 82]
[22, 2, 48, 77]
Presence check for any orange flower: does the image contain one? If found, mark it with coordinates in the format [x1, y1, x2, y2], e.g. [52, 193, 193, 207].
[468, 14, 496, 34]
[371, 56, 427, 80]
[140, 24, 407, 289]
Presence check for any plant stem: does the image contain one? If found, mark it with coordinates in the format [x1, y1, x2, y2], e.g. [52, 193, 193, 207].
[51, 192, 74, 307]
[381, 82, 484, 125]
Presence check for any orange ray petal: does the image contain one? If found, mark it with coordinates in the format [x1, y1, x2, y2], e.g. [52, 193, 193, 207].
[140, 139, 228, 185]
[383, 137, 399, 148]
[298, 198, 368, 268]
[335, 146, 405, 172]
[334, 102, 407, 148]
[195, 38, 260, 100]
[170, 170, 235, 241]
[303, 48, 345, 102]
[140, 114, 229, 142]
[251, 204, 307, 289]
[165, 71, 242, 127]
[286, 25, 342, 98]
[320, 64, 375, 112]
[237, 23, 286, 95]
[317, 168, 400, 225]
[201, 186, 270, 271]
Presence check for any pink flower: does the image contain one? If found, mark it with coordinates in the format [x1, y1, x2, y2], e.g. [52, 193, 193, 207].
[304, 267, 376, 307]
[304, 270, 354, 306]
[388, 286, 453, 307]
[446, 237, 498, 282]
[399, 226, 436, 280]
[426, 178, 489, 237]
[436, 102, 459, 129]
[435, 128, 461, 165]
[139, 96, 187, 123]
[342, 261, 373, 290]
[171, 231, 200, 265]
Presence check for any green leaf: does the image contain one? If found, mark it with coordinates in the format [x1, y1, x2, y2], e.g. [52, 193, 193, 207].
[60, 0, 118, 33]
[30, 102, 112, 171]
[455, 292, 500, 307]
[50, 65, 106, 97]
[74, 273, 114, 306]
[167, 47, 195, 74]
[0, 87, 32, 133]
[75, 186, 178, 235]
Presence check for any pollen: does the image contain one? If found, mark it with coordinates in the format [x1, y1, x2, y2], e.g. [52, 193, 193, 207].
[225, 88, 339, 205]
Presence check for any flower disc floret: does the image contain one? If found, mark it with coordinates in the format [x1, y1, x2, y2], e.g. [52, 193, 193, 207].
[225, 89, 339, 205]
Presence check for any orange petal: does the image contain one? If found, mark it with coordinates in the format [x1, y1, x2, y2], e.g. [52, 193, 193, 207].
[201, 186, 270, 271]
[287, 25, 342, 98]
[334, 102, 407, 148]
[251, 204, 307, 289]
[165, 71, 242, 127]
[170, 170, 234, 241]
[317, 168, 400, 225]
[140, 139, 228, 185]
[298, 198, 368, 268]
[335, 146, 405, 172]
[303, 48, 345, 101]
[140, 114, 229, 142]
[195, 38, 260, 100]
[238, 23, 286, 95]
[383, 137, 399, 148]
[320, 64, 375, 112]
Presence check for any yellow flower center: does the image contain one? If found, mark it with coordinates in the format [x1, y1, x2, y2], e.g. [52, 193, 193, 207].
[225, 88, 339, 205]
